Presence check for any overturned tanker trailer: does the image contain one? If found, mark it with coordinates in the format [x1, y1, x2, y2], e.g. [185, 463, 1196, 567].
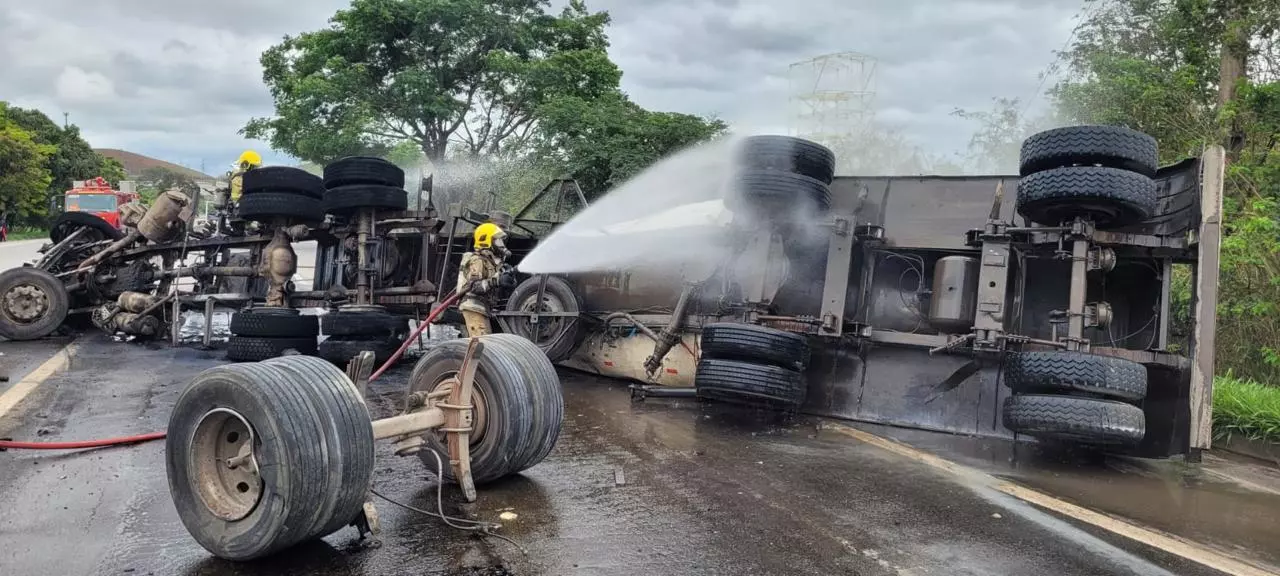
[484, 127, 1224, 460]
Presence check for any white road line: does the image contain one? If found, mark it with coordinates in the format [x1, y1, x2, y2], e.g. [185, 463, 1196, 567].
[826, 423, 1279, 576]
[0, 341, 79, 419]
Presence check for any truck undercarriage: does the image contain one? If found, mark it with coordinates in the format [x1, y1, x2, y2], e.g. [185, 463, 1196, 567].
[0, 126, 1225, 460]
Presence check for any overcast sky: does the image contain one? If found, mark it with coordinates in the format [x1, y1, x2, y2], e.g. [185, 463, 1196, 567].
[0, 0, 1083, 176]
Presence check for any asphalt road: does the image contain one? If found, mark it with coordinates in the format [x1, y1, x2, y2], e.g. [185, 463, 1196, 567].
[0, 334, 1257, 576]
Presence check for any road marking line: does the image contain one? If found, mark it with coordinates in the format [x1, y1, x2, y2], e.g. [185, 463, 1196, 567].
[825, 423, 1279, 576]
[0, 341, 79, 419]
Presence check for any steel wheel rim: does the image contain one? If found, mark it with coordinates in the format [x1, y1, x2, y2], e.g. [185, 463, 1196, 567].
[517, 292, 565, 345]
[431, 373, 490, 447]
[190, 408, 263, 521]
[3, 283, 49, 325]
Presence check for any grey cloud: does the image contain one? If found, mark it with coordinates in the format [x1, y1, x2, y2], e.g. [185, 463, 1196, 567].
[1, 0, 1084, 170]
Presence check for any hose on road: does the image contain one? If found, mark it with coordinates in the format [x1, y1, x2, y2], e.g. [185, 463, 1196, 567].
[0, 431, 166, 451]
[0, 291, 463, 451]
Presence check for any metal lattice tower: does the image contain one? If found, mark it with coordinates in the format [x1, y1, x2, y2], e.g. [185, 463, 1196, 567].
[789, 53, 877, 170]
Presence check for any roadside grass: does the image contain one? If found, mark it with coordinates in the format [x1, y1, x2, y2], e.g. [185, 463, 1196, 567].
[5, 227, 48, 241]
[1213, 374, 1280, 443]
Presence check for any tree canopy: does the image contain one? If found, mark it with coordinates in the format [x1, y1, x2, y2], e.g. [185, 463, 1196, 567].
[1043, 0, 1280, 382]
[2, 104, 127, 193]
[245, 0, 620, 164]
[0, 111, 54, 220]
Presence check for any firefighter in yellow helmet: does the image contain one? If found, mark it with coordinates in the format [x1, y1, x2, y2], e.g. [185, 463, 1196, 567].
[228, 150, 263, 204]
[456, 222, 511, 337]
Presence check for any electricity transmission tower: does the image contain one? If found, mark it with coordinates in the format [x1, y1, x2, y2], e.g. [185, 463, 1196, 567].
[789, 52, 878, 174]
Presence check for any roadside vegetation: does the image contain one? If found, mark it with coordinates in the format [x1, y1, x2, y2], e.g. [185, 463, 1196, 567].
[5, 227, 50, 241]
[0, 103, 126, 230]
[1213, 374, 1280, 442]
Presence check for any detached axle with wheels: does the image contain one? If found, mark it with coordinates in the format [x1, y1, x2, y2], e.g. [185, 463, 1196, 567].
[165, 334, 564, 561]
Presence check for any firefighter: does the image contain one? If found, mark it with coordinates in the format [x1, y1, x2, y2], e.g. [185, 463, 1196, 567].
[228, 149, 263, 204]
[456, 222, 511, 337]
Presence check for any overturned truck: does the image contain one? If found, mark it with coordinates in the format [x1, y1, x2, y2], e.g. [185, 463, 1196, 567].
[485, 127, 1224, 460]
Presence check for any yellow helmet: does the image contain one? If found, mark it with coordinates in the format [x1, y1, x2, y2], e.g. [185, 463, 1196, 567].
[237, 150, 263, 168]
[473, 222, 505, 249]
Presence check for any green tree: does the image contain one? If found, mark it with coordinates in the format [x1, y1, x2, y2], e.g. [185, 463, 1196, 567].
[0, 117, 54, 223]
[534, 92, 727, 197]
[1, 104, 127, 193]
[244, 0, 619, 164]
[1049, 0, 1280, 382]
[136, 166, 196, 203]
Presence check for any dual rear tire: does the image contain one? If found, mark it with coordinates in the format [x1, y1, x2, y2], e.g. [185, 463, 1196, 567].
[168, 335, 564, 561]
[695, 323, 810, 409]
[1001, 351, 1148, 446]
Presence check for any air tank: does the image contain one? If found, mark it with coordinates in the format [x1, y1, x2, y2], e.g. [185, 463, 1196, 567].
[137, 191, 191, 243]
[928, 255, 979, 333]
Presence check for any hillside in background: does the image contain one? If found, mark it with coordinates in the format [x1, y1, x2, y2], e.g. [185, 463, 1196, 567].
[94, 149, 216, 180]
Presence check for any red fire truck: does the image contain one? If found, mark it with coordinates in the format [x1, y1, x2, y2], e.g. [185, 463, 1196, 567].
[63, 177, 140, 229]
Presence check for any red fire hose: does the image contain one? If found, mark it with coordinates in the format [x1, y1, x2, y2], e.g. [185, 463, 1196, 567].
[0, 291, 463, 452]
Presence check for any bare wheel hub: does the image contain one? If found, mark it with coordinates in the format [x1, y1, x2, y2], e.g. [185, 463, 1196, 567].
[191, 408, 262, 521]
[433, 376, 488, 446]
[4, 284, 49, 323]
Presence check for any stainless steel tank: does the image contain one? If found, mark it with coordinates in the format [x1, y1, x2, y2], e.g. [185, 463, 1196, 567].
[928, 255, 979, 333]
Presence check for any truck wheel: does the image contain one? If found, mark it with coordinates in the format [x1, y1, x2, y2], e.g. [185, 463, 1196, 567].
[695, 358, 806, 409]
[731, 170, 831, 221]
[700, 323, 810, 371]
[0, 267, 70, 341]
[236, 192, 325, 223]
[319, 338, 398, 367]
[324, 157, 406, 189]
[503, 275, 583, 362]
[230, 309, 319, 338]
[226, 335, 318, 362]
[323, 185, 409, 214]
[322, 311, 405, 338]
[737, 135, 836, 184]
[409, 334, 564, 484]
[1020, 125, 1158, 178]
[1004, 351, 1147, 402]
[49, 211, 123, 243]
[242, 166, 325, 199]
[165, 361, 373, 561]
[1002, 394, 1145, 446]
[1016, 166, 1156, 229]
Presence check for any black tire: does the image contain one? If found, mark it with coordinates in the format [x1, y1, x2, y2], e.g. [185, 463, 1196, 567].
[318, 338, 399, 367]
[1002, 394, 1145, 446]
[1020, 125, 1158, 178]
[237, 192, 325, 223]
[49, 211, 123, 243]
[695, 358, 806, 408]
[242, 166, 325, 199]
[323, 185, 409, 214]
[409, 334, 564, 484]
[322, 311, 405, 338]
[324, 157, 406, 189]
[738, 135, 836, 184]
[1004, 351, 1147, 402]
[1016, 166, 1156, 229]
[165, 361, 372, 560]
[503, 275, 583, 362]
[731, 170, 831, 219]
[226, 335, 318, 362]
[0, 267, 70, 341]
[700, 323, 810, 371]
[230, 310, 319, 338]
[260, 355, 375, 537]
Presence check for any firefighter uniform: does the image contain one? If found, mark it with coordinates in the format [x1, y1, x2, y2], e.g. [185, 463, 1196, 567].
[228, 150, 263, 204]
[456, 223, 509, 337]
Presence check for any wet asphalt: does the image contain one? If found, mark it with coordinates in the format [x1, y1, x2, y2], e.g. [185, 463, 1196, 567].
[0, 333, 1264, 576]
